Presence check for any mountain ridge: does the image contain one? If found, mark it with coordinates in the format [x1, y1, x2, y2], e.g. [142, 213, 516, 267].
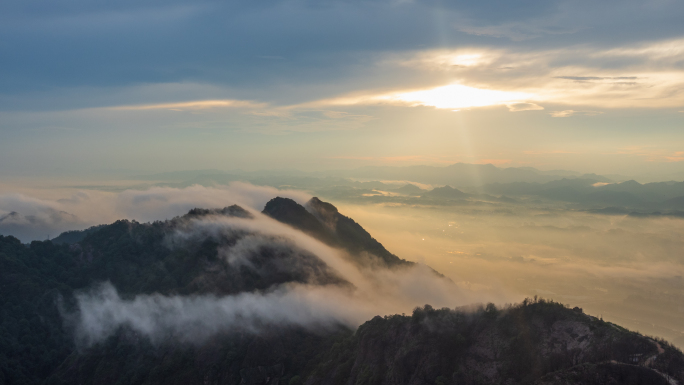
[1, 197, 683, 385]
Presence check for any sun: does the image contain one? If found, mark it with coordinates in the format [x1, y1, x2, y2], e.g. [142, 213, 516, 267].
[384, 83, 534, 110]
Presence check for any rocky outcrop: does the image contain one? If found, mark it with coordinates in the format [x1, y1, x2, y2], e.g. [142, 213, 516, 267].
[304, 301, 684, 385]
[264, 197, 412, 268]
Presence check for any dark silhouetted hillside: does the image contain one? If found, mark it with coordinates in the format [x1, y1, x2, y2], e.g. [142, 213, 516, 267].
[264, 197, 411, 267]
[50, 225, 107, 245]
[304, 300, 684, 385]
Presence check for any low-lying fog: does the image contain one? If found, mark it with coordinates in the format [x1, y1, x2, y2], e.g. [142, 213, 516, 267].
[337, 202, 684, 347]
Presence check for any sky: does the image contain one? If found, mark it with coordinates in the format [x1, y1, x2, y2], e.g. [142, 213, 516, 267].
[1, 0, 684, 177]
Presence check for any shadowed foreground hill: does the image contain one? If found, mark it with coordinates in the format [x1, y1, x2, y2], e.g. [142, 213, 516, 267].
[305, 301, 684, 385]
[44, 301, 684, 385]
[1, 197, 684, 385]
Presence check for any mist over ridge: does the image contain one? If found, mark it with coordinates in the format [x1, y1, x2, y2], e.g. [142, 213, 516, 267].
[3, 179, 684, 384]
[54, 194, 498, 348]
[4, 174, 684, 352]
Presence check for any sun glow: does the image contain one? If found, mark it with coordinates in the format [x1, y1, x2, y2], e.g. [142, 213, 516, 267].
[383, 84, 534, 110]
[448, 53, 485, 67]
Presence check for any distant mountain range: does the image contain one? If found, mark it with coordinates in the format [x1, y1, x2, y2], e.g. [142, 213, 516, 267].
[131, 164, 616, 189]
[5, 168, 684, 245]
[325, 164, 614, 187]
[482, 178, 684, 210]
[122, 164, 684, 213]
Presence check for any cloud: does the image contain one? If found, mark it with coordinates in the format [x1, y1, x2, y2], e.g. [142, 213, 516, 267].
[554, 76, 639, 84]
[0, 210, 80, 242]
[4, 33, 684, 142]
[507, 102, 543, 112]
[68, 211, 503, 346]
[2, 0, 684, 115]
[109, 99, 265, 111]
[395, 49, 498, 70]
[454, 23, 577, 41]
[522, 150, 578, 155]
[370, 40, 684, 110]
[283, 37, 684, 115]
[550, 110, 602, 117]
[608, 146, 684, 163]
[326, 155, 459, 165]
[383, 84, 534, 110]
[665, 152, 684, 163]
[72, 282, 367, 345]
[309, 84, 536, 111]
[550, 110, 576, 117]
[73, 262, 479, 346]
[0, 194, 84, 241]
[168, 212, 368, 288]
[0, 183, 312, 242]
[599, 38, 684, 61]
[113, 183, 312, 222]
[0, 193, 62, 215]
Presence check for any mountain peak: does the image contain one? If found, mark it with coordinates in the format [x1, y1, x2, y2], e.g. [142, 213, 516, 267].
[621, 179, 642, 187]
[423, 185, 468, 199]
[264, 196, 410, 267]
[395, 183, 424, 195]
[262, 197, 336, 243]
[306, 196, 339, 215]
[185, 204, 253, 219]
[305, 197, 339, 231]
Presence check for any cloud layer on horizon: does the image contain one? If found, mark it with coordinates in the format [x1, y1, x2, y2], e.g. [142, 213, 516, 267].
[0, 183, 311, 242]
